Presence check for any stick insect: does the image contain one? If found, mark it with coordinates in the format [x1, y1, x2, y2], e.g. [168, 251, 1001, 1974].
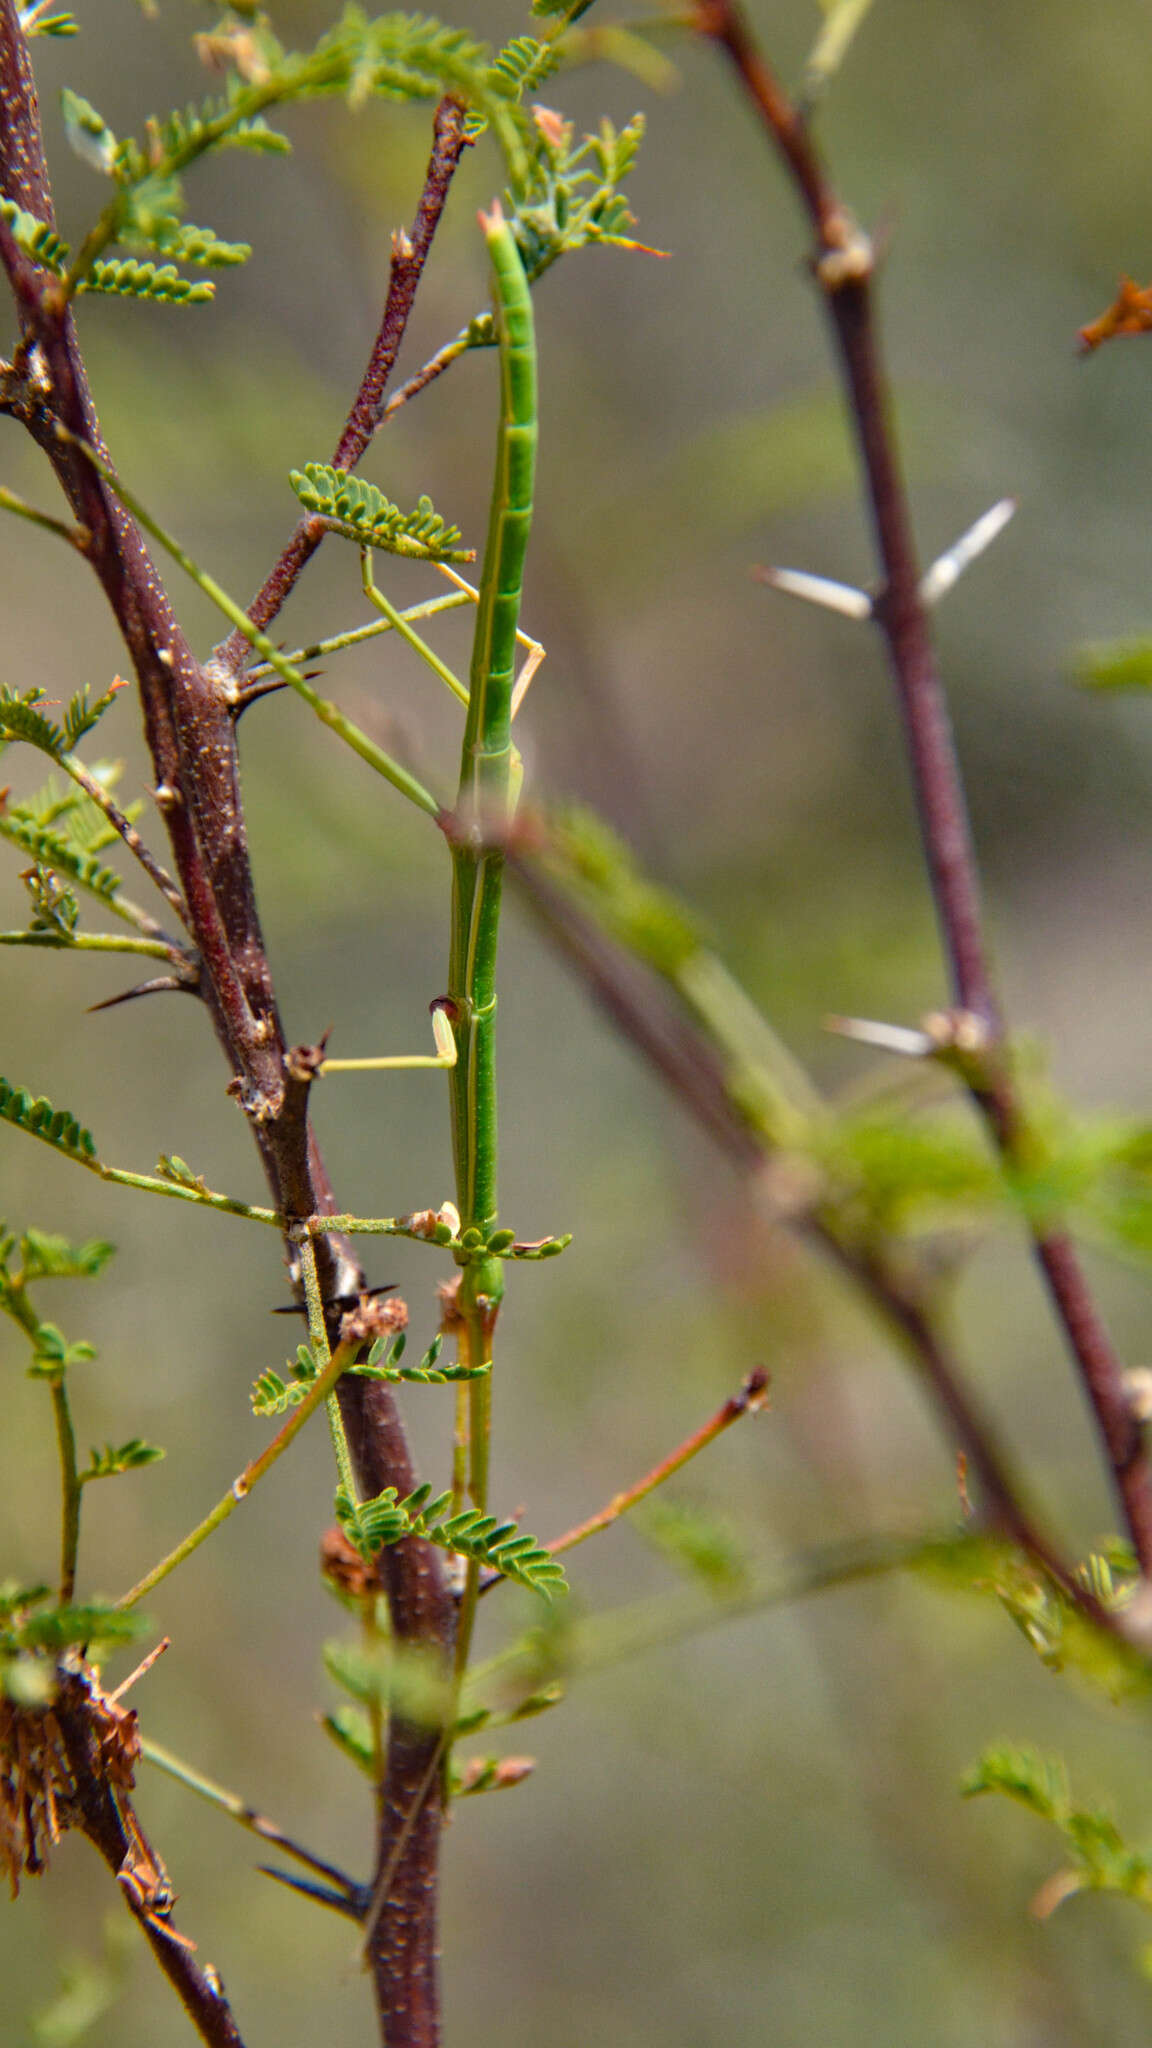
[58, 202, 539, 1543]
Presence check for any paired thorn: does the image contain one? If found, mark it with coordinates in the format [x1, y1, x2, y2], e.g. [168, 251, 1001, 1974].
[755, 498, 1017, 622]
[826, 1008, 993, 1061]
[270, 1281, 397, 1318]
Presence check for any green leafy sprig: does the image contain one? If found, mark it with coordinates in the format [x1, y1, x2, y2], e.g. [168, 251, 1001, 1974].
[963, 1743, 1152, 1926]
[55, 10, 532, 300]
[289, 464, 471, 561]
[335, 1481, 567, 1599]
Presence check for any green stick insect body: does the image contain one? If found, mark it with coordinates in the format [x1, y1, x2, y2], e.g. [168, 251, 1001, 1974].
[447, 205, 536, 1305]
[445, 205, 536, 1673]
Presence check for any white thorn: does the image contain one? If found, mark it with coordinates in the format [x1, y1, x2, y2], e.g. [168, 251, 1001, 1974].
[754, 564, 873, 622]
[824, 1014, 936, 1058]
[919, 497, 1017, 610]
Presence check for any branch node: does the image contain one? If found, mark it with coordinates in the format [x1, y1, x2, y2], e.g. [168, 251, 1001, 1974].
[814, 213, 874, 288]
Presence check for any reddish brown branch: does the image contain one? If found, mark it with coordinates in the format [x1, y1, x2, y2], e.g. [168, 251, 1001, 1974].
[219, 95, 470, 671]
[548, 1366, 770, 1557]
[1, 15, 454, 2039]
[693, 0, 1152, 1580]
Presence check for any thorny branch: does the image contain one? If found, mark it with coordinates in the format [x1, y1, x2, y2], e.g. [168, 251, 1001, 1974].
[0, 17, 470, 2040]
[691, 0, 1152, 1581]
[219, 93, 471, 674]
[511, 855, 1106, 1630]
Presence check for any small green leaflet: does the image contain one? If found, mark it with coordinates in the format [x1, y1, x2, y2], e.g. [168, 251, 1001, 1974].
[0, 198, 67, 274]
[0, 681, 126, 762]
[0, 1078, 97, 1161]
[81, 1439, 165, 1481]
[251, 1344, 322, 1418]
[289, 465, 472, 562]
[334, 1480, 567, 1599]
[81, 258, 215, 305]
[154, 1154, 208, 1192]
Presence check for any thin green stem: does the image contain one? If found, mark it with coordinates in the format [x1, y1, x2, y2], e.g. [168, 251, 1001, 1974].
[94, 1161, 280, 1223]
[54, 426, 441, 818]
[0, 930, 176, 957]
[116, 1329, 359, 1610]
[49, 1372, 81, 1604]
[0, 481, 88, 546]
[380, 322, 490, 426]
[299, 1231, 359, 1510]
[58, 748, 191, 934]
[466, 1531, 955, 1706]
[319, 1003, 458, 1077]
[361, 550, 470, 708]
[243, 589, 473, 679]
[140, 1738, 337, 1870]
[452, 1317, 493, 1690]
[546, 1367, 770, 1558]
[319, 1054, 453, 1073]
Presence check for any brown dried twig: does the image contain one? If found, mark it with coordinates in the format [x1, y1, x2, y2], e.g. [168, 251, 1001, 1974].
[692, 0, 1152, 1579]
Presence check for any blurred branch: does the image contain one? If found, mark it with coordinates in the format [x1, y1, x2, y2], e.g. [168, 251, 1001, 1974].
[692, 0, 1152, 1579]
[511, 852, 1105, 1628]
[220, 95, 471, 671]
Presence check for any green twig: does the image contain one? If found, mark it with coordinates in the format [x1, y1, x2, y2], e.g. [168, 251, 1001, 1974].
[242, 588, 474, 680]
[49, 1373, 81, 1604]
[116, 1327, 360, 1610]
[54, 425, 441, 818]
[0, 930, 176, 957]
[298, 1230, 359, 1510]
[0, 480, 88, 546]
[361, 549, 470, 707]
[141, 1735, 366, 1897]
[468, 1530, 952, 1707]
[546, 1366, 770, 1558]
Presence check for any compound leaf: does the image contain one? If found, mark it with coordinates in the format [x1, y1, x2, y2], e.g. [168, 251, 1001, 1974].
[289, 464, 471, 561]
[0, 1078, 97, 1162]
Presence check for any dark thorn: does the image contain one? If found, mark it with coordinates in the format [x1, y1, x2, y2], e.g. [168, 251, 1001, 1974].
[257, 1864, 371, 1922]
[270, 1282, 398, 1316]
[231, 677, 289, 721]
[87, 973, 200, 1013]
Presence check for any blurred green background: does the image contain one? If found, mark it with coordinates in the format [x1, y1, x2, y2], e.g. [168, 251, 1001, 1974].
[8, 1, 1152, 2041]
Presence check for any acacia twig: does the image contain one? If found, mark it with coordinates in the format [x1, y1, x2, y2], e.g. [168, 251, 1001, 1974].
[693, 0, 1152, 1578]
[547, 1366, 771, 1557]
[0, 22, 454, 2041]
[220, 94, 471, 670]
[61, 750, 191, 936]
[510, 856, 1105, 1629]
